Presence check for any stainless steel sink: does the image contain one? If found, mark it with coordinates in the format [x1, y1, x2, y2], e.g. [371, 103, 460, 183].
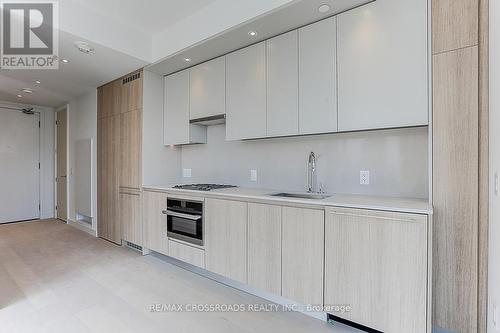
[269, 192, 331, 200]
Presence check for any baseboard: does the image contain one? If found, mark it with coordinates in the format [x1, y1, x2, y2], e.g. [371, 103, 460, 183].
[68, 219, 97, 237]
[150, 251, 328, 322]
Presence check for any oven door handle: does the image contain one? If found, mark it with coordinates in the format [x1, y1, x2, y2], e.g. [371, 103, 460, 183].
[163, 210, 202, 220]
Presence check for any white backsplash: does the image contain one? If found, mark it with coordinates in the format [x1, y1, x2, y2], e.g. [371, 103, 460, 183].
[180, 125, 429, 198]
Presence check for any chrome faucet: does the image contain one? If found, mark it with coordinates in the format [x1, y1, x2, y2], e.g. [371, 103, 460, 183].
[307, 152, 317, 193]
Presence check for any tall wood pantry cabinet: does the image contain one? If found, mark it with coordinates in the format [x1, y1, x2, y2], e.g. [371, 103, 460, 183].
[97, 70, 143, 246]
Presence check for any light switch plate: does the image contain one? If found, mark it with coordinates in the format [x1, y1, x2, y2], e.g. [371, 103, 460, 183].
[494, 304, 498, 330]
[250, 170, 258, 182]
[360, 170, 370, 185]
[182, 168, 192, 178]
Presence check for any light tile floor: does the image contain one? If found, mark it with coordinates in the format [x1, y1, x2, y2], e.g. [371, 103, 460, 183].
[0, 220, 360, 333]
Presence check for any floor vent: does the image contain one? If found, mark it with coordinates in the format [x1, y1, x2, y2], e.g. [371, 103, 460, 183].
[125, 241, 142, 252]
[122, 72, 141, 85]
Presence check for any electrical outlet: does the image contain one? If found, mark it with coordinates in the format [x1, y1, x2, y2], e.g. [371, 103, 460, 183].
[495, 172, 499, 196]
[182, 168, 192, 178]
[250, 170, 258, 182]
[360, 171, 370, 185]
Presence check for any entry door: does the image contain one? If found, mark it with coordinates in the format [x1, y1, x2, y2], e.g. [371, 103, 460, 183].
[0, 109, 40, 223]
[56, 109, 68, 221]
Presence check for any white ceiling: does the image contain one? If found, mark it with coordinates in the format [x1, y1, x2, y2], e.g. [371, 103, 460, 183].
[0, 30, 147, 107]
[69, 0, 217, 34]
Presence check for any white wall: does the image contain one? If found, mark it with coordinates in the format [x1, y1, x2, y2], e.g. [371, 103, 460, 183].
[67, 92, 97, 232]
[489, 1, 500, 332]
[0, 100, 55, 219]
[181, 125, 429, 198]
[143, 70, 182, 185]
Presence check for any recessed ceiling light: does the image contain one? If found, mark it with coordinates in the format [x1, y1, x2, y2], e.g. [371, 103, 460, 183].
[21, 88, 33, 94]
[248, 30, 258, 37]
[318, 4, 331, 13]
[35, 80, 41, 84]
[61, 58, 70, 63]
[74, 41, 95, 54]
[16, 94, 22, 98]
[184, 58, 192, 62]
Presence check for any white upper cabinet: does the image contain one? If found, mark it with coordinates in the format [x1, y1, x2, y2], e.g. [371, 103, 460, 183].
[298, 17, 338, 135]
[163, 70, 206, 145]
[266, 31, 299, 137]
[337, 0, 428, 131]
[226, 42, 267, 141]
[189, 57, 226, 120]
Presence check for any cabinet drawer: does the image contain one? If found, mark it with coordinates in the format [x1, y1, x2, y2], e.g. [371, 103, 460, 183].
[168, 240, 205, 269]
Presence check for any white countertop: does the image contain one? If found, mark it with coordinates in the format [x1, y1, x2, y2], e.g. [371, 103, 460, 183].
[143, 185, 432, 215]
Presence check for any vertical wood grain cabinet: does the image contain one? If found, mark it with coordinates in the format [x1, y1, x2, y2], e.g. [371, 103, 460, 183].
[324, 207, 428, 333]
[142, 190, 169, 255]
[281, 206, 325, 306]
[247, 203, 282, 295]
[205, 198, 248, 283]
[98, 70, 144, 246]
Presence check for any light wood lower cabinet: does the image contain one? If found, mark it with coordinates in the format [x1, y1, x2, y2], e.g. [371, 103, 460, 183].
[282, 207, 324, 306]
[324, 207, 428, 333]
[205, 198, 248, 283]
[247, 203, 282, 295]
[168, 240, 205, 268]
[142, 190, 169, 255]
[120, 189, 142, 246]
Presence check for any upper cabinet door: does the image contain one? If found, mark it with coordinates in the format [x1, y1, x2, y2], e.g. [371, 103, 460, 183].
[226, 42, 267, 141]
[266, 31, 299, 137]
[190, 57, 226, 120]
[121, 71, 143, 113]
[337, 0, 428, 131]
[164, 70, 190, 145]
[298, 17, 338, 135]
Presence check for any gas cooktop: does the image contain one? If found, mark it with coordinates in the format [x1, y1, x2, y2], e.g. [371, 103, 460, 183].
[172, 184, 237, 191]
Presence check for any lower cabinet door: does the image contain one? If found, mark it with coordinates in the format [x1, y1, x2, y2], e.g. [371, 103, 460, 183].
[324, 207, 428, 333]
[119, 189, 142, 246]
[247, 203, 282, 295]
[142, 190, 168, 255]
[205, 199, 248, 283]
[168, 240, 205, 268]
[281, 207, 324, 306]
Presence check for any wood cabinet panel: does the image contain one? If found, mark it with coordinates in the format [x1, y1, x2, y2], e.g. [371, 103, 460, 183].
[97, 114, 121, 244]
[432, 46, 479, 333]
[225, 42, 267, 140]
[298, 17, 337, 135]
[281, 207, 324, 306]
[432, 0, 479, 54]
[168, 240, 205, 268]
[325, 207, 428, 333]
[247, 203, 282, 295]
[142, 190, 169, 255]
[120, 189, 142, 246]
[205, 199, 248, 283]
[121, 71, 143, 113]
[120, 109, 142, 189]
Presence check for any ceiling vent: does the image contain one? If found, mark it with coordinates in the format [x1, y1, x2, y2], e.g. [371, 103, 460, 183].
[123, 72, 141, 85]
